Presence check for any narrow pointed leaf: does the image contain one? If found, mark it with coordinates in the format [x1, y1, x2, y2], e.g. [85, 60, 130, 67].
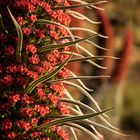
[0, 14, 7, 33]
[63, 123, 100, 140]
[70, 27, 108, 38]
[48, 75, 110, 83]
[76, 44, 107, 69]
[62, 81, 108, 115]
[69, 71, 94, 91]
[60, 97, 118, 130]
[52, 1, 107, 10]
[37, 34, 96, 52]
[37, 107, 113, 130]
[68, 10, 101, 25]
[71, 107, 125, 136]
[7, 7, 23, 63]
[24, 54, 72, 94]
[70, 128, 78, 140]
[60, 35, 108, 50]
[68, 56, 119, 63]
[69, 0, 105, 10]
[36, 19, 75, 41]
[78, 120, 128, 136]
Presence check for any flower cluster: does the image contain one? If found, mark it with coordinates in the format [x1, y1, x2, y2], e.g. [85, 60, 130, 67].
[0, 0, 71, 139]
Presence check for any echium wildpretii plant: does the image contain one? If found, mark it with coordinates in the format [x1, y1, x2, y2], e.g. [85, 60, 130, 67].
[0, 0, 123, 139]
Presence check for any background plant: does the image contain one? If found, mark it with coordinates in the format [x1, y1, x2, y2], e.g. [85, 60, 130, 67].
[0, 0, 122, 140]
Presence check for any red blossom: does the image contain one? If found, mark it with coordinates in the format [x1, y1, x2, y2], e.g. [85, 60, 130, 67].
[60, 54, 69, 62]
[42, 61, 53, 72]
[30, 132, 42, 138]
[20, 107, 34, 117]
[8, 131, 16, 139]
[28, 55, 40, 64]
[22, 28, 32, 36]
[8, 93, 20, 104]
[6, 65, 17, 73]
[21, 95, 34, 105]
[27, 71, 38, 79]
[1, 119, 12, 130]
[31, 118, 38, 125]
[57, 127, 69, 140]
[39, 1, 51, 12]
[37, 88, 46, 100]
[58, 102, 70, 115]
[52, 49, 60, 58]
[49, 30, 59, 40]
[3, 75, 13, 86]
[50, 82, 64, 95]
[48, 93, 58, 105]
[18, 65, 28, 75]
[47, 53, 57, 62]
[58, 68, 70, 78]
[27, 3, 35, 13]
[16, 121, 32, 131]
[26, 44, 37, 54]
[5, 46, 15, 56]
[26, 14, 37, 22]
[36, 66, 45, 74]
[34, 105, 49, 117]
[34, 29, 45, 39]
[16, 16, 24, 25]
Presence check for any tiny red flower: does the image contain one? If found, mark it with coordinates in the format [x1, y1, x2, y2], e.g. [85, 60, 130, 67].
[8, 131, 16, 139]
[28, 55, 40, 64]
[16, 16, 23, 25]
[58, 68, 70, 78]
[2, 119, 12, 130]
[37, 88, 46, 100]
[5, 46, 15, 56]
[30, 132, 42, 138]
[8, 93, 20, 104]
[31, 118, 38, 125]
[3, 75, 13, 86]
[22, 28, 31, 36]
[26, 44, 37, 54]
[48, 93, 58, 105]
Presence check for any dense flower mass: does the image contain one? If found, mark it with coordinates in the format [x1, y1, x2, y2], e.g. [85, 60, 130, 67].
[0, 0, 72, 139]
